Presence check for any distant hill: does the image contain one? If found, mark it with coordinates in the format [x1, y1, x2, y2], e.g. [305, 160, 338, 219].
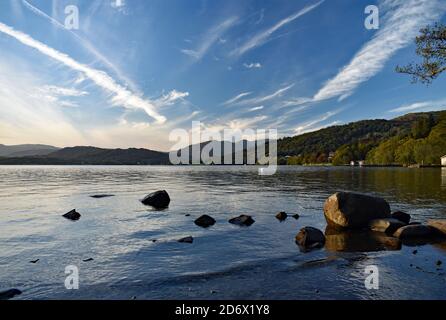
[0, 146, 169, 165]
[0, 144, 59, 157]
[0, 110, 444, 166]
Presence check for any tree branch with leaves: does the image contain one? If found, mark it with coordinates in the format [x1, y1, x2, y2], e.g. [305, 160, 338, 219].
[396, 23, 446, 84]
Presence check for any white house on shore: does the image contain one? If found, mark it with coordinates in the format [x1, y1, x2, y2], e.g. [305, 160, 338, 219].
[442, 155, 446, 166]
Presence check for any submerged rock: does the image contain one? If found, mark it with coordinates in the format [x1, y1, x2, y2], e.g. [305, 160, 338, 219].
[292, 214, 300, 220]
[178, 236, 194, 244]
[229, 215, 255, 227]
[325, 226, 401, 252]
[276, 212, 288, 221]
[427, 219, 446, 236]
[83, 258, 94, 262]
[29, 259, 39, 264]
[393, 225, 439, 239]
[62, 209, 81, 221]
[90, 194, 115, 199]
[141, 190, 170, 209]
[0, 289, 22, 300]
[194, 215, 216, 228]
[368, 218, 406, 234]
[391, 211, 411, 224]
[323, 192, 391, 228]
[295, 227, 326, 252]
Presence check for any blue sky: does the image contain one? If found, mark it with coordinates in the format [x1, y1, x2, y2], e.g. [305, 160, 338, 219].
[0, 0, 446, 150]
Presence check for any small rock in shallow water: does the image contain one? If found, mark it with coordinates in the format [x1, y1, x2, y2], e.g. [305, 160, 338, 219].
[0, 289, 22, 300]
[83, 258, 94, 262]
[141, 190, 170, 209]
[29, 259, 39, 263]
[391, 211, 411, 224]
[427, 219, 446, 237]
[276, 212, 288, 221]
[90, 194, 115, 199]
[185, 214, 191, 217]
[295, 227, 326, 252]
[292, 214, 300, 220]
[62, 209, 81, 221]
[393, 225, 439, 239]
[229, 215, 255, 227]
[412, 250, 418, 255]
[178, 236, 194, 244]
[194, 215, 216, 228]
[369, 218, 406, 234]
[437, 260, 443, 266]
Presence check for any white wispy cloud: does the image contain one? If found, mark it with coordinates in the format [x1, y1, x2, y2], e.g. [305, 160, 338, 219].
[22, 0, 139, 92]
[389, 98, 446, 113]
[295, 109, 342, 134]
[154, 90, 190, 107]
[313, 0, 445, 102]
[181, 16, 238, 60]
[42, 85, 89, 97]
[222, 92, 252, 106]
[243, 62, 262, 69]
[0, 22, 166, 123]
[228, 84, 294, 107]
[231, 0, 324, 57]
[249, 106, 264, 112]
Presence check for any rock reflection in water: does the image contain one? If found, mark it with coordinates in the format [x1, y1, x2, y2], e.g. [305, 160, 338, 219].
[325, 226, 402, 252]
[442, 168, 446, 188]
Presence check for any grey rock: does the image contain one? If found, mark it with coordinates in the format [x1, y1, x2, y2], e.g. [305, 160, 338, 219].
[141, 190, 170, 209]
[391, 211, 411, 224]
[194, 215, 216, 228]
[178, 236, 194, 244]
[295, 227, 326, 252]
[229, 215, 255, 227]
[0, 289, 22, 300]
[62, 209, 81, 221]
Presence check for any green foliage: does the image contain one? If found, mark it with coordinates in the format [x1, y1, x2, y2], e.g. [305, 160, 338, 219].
[396, 23, 446, 84]
[366, 111, 446, 166]
[278, 110, 445, 166]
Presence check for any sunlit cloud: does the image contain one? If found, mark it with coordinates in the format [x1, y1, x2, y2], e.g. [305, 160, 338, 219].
[0, 22, 167, 123]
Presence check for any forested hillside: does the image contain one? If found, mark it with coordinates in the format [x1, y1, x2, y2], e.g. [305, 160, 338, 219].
[278, 110, 446, 165]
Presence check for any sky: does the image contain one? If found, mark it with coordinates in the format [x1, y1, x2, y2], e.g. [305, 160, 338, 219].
[1, 0, 446, 151]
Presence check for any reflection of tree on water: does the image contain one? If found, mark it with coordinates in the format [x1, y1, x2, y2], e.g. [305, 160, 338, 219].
[442, 168, 446, 188]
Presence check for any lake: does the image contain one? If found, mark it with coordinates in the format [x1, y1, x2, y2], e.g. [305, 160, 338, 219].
[0, 166, 446, 300]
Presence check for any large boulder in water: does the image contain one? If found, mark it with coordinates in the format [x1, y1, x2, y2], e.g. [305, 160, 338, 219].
[141, 190, 170, 209]
[295, 227, 326, 252]
[323, 192, 391, 228]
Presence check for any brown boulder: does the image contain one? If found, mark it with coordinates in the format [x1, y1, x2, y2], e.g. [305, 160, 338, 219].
[324, 192, 391, 228]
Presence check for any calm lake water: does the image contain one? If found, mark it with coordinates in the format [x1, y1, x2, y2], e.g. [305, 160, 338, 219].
[1, 166, 446, 300]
